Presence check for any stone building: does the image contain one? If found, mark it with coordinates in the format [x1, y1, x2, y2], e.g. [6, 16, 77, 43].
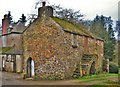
[0, 15, 26, 73]
[1, 3, 105, 79]
[22, 3, 104, 79]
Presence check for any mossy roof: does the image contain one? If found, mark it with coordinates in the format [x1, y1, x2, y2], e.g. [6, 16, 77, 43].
[0, 47, 13, 54]
[52, 17, 103, 41]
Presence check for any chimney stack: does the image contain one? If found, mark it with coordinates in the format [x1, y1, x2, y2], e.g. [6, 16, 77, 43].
[2, 14, 9, 35]
[38, 1, 53, 18]
[42, 1, 46, 7]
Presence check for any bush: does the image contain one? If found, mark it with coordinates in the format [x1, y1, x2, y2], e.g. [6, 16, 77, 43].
[109, 63, 118, 73]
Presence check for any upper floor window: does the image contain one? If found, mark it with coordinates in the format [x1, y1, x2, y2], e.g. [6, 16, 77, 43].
[71, 34, 78, 48]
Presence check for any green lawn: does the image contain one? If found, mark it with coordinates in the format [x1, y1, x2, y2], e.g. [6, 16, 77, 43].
[78, 74, 118, 80]
[90, 84, 118, 87]
[89, 85, 108, 87]
[77, 74, 119, 86]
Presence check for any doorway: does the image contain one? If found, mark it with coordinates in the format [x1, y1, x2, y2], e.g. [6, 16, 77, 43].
[27, 57, 35, 77]
[2, 56, 5, 71]
[89, 61, 96, 75]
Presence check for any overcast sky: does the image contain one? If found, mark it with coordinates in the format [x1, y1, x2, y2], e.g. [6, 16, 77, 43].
[0, 0, 119, 25]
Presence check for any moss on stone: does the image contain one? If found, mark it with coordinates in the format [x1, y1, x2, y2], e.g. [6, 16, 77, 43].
[52, 17, 103, 41]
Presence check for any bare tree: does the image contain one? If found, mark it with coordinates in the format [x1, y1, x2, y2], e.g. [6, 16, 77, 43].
[52, 5, 84, 23]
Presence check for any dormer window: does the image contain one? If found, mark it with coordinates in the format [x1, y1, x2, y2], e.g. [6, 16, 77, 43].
[71, 34, 78, 48]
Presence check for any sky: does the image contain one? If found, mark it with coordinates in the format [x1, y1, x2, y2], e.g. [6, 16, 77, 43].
[0, 0, 119, 25]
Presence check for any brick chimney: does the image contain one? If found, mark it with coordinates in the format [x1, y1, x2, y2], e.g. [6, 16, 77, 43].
[2, 14, 9, 35]
[38, 1, 53, 18]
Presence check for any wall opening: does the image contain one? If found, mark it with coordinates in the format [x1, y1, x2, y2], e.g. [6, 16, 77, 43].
[2, 56, 5, 71]
[13, 55, 16, 73]
[89, 61, 96, 75]
[26, 57, 35, 78]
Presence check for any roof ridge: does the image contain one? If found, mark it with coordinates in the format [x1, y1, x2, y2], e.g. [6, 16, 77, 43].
[52, 17, 103, 41]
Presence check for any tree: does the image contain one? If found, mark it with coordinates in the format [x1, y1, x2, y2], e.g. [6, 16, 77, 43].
[116, 21, 120, 41]
[52, 5, 84, 23]
[116, 21, 120, 68]
[89, 15, 116, 61]
[81, 20, 92, 30]
[7, 11, 13, 24]
[19, 14, 26, 24]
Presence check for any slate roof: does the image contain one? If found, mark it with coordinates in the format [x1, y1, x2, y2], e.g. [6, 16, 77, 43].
[11, 22, 26, 33]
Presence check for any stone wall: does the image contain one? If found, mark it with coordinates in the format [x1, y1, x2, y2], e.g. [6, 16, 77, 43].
[83, 37, 104, 73]
[103, 59, 109, 73]
[6, 33, 23, 54]
[23, 16, 104, 79]
[16, 55, 22, 73]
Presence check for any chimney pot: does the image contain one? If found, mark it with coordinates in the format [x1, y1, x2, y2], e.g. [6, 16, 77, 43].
[42, 2, 46, 6]
[4, 15, 8, 19]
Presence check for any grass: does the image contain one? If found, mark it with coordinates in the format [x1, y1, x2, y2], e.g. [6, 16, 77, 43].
[53, 17, 92, 37]
[90, 84, 119, 87]
[52, 17, 104, 41]
[89, 84, 108, 87]
[77, 74, 119, 86]
[100, 79, 120, 87]
[119, 68, 120, 74]
[105, 79, 120, 85]
[79, 74, 118, 80]
[80, 78, 106, 83]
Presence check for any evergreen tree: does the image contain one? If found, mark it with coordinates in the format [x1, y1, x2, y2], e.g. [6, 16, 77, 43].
[90, 15, 116, 61]
[19, 14, 26, 24]
[7, 11, 13, 24]
[116, 21, 120, 40]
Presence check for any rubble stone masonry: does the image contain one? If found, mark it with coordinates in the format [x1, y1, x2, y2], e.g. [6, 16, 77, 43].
[23, 15, 104, 79]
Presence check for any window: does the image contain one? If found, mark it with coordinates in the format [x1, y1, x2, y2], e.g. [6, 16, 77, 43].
[6, 55, 9, 62]
[95, 42, 98, 51]
[11, 55, 14, 62]
[71, 34, 78, 48]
